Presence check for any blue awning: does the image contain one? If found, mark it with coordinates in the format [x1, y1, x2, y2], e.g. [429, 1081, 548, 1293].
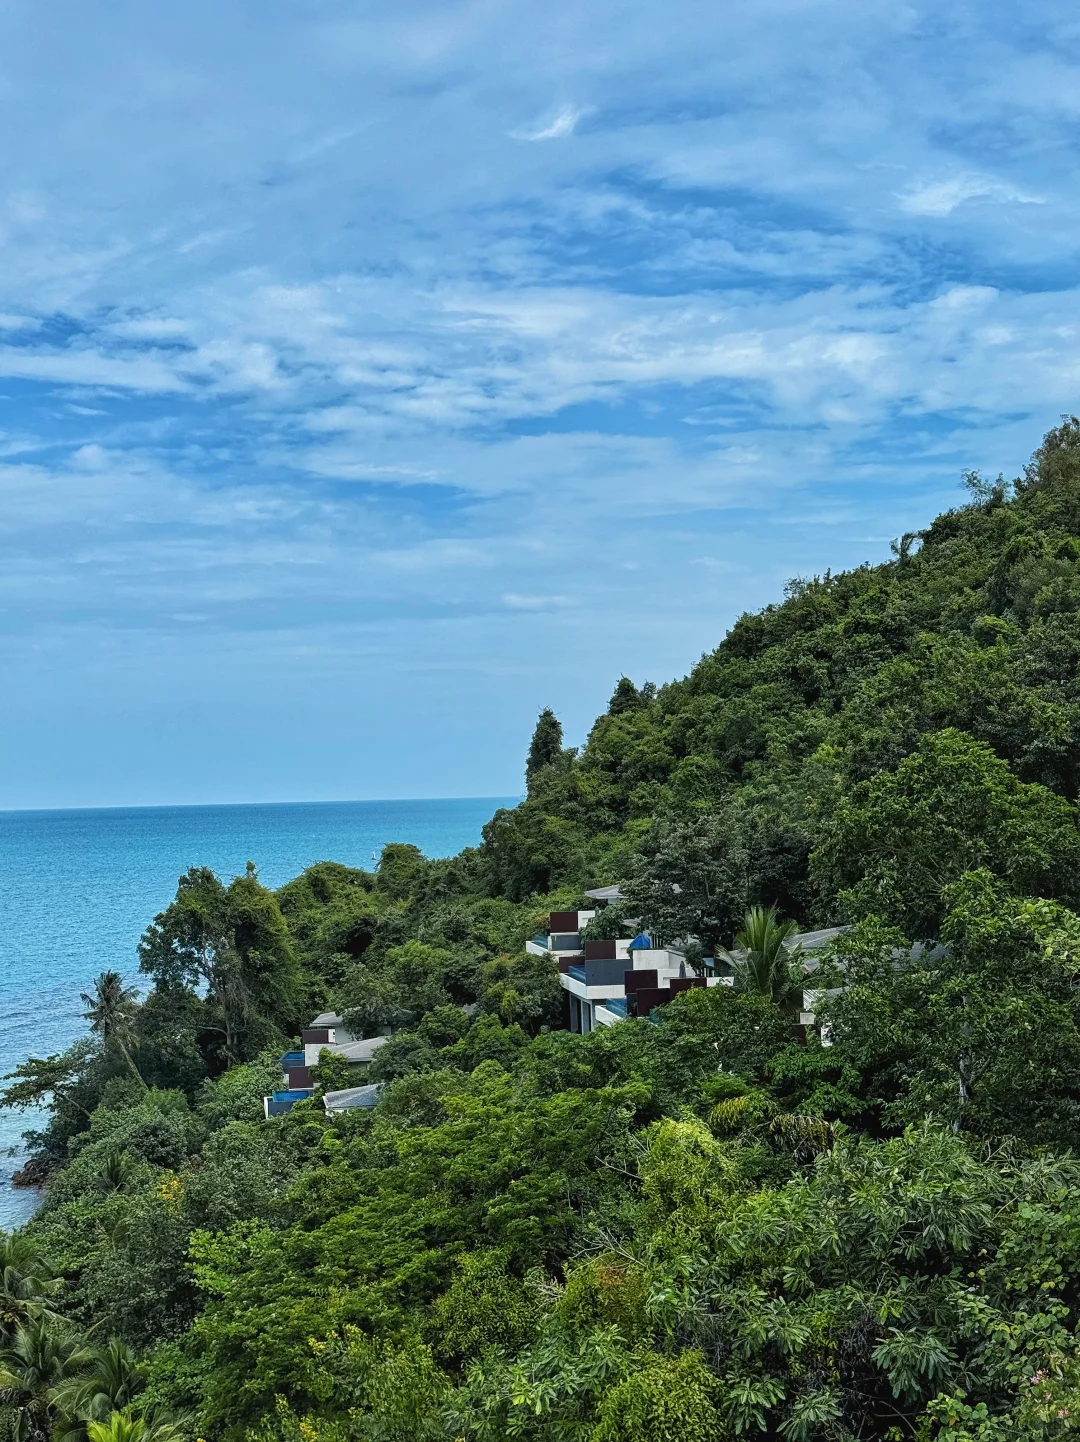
[628, 931, 652, 950]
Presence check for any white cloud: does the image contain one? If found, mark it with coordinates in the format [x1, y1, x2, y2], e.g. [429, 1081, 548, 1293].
[510, 105, 589, 141]
[503, 593, 571, 609]
[107, 316, 193, 340]
[899, 174, 1043, 217]
[0, 346, 188, 391]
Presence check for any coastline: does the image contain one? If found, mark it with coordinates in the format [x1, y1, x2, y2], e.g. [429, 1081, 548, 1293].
[0, 795, 515, 1232]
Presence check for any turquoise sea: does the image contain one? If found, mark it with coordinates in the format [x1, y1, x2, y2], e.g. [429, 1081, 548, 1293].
[0, 796, 516, 1228]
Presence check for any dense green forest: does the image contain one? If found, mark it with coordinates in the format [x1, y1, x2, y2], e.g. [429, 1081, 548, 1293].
[12, 422, 1080, 1439]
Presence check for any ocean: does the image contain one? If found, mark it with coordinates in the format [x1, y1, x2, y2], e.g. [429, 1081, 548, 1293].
[0, 796, 517, 1229]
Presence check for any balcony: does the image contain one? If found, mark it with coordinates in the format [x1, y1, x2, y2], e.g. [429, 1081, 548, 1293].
[264, 1088, 314, 1118]
[527, 931, 584, 960]
[598, 997, 627, 1019]
[565, 957, 630, 987]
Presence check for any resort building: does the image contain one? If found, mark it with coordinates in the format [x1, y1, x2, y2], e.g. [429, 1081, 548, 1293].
[527, 889, 728, 1033]
[322, 1083, 382, 1115]
[264, 1010, 389, 1117]
[531, 887, 847, 1034]
[261, 901, 852, 1118]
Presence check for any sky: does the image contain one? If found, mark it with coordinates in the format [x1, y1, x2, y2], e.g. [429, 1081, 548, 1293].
[1, 0, 1078, 808]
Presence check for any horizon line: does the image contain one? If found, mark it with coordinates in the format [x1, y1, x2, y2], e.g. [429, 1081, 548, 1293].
[0, 793, 524, 818]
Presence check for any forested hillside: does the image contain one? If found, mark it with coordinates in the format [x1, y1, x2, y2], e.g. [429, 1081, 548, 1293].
[485, 419, 1080, 935]
[9, 423, 1080, 1440]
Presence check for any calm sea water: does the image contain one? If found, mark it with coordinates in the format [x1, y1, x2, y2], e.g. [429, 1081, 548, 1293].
[0, 796, 516, 1228]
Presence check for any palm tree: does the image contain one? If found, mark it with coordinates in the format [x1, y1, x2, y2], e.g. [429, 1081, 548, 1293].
[0, 1317, 94, 1441]
[80, 972, 145, 1088]
[86, 1411, 184, 1442]
[0, 1234, 60, 1345]
[51, 1337, 140, 1441]
[718, 906, 804, 1010]
[97, 1153, 135, 1195]
[87, 1418, 146, 1442]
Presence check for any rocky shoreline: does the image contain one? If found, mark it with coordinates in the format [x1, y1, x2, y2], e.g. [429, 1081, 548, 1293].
[11, 1154, 48, 1188]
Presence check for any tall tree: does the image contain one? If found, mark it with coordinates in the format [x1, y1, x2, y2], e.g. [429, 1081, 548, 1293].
[81, 972, 145, 1089]
[624, 811, 752, 950]
[0, 1040, 99, 1129]
[525, 709, 563, 790]
[138, 865, 301, 1064]
[813, 728, 1080, 938]
[607, 677, 642, 716]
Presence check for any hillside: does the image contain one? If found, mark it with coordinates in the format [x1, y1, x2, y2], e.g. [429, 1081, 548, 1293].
[483, 419, 1080, 939]
[8, 421, 1080, 1441]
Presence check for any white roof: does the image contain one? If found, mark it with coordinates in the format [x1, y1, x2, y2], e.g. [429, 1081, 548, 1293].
[310, 1011, 347, 1028]
[327, 1036, 389, 1064]
[584, 885, 623, 901]
[724, 925, 850, 973]
[323, 1083, 382, 1114]
[787, 926, 848, 952]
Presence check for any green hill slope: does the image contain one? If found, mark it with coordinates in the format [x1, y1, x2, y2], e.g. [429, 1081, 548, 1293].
[483, 417, 1080, 941]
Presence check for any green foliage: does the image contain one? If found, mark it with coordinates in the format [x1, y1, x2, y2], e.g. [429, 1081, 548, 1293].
[0, 1318, 94, 1440]
[139, 864, 301, 1065]
[50, 1336, 141, 1439]
[592, 1351, 720, 1442]
[720, 904, 803, 1006]
[338, 941, 452, 1036]
[525, 708, 564, 790]
[311, 1048, 356, 1094]
[28, 421, 1080, 1442]
[376, 845, 428, 902]
[814, 728, 1080, 936]
[81, 974, 145, 1091]
[475, 951, 561, 1031]
[0, 1236, 60, 1344]
[197, 1051, 285, 1130]
[366, 1033, 442, 1083]
[85, 1414, 183, 1442]
[428, 1249, 539, 1361]
[796, 871, 1080, 1144]
[416, 1006, 469, 1049]
[625, 810, 756, 948]
[581, 903, 626, 940]
[607, 676, 647, 716]
[1, 1040, 108, 1154]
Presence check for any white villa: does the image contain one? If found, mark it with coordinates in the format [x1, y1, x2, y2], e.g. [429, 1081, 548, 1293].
[264, 1010, 389, 1117]
[530, 887, 847, 1034]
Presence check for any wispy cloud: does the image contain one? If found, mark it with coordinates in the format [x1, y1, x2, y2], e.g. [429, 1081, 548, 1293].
[0, 346, 188, 391]
[510, 105, 590, 141]
[899, 174, 1043, 217]
[503, 593, 572, 609]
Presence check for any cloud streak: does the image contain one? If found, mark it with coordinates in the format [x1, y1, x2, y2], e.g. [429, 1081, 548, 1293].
[898, 174, 1044, 217]
[511, 104, 590, 141]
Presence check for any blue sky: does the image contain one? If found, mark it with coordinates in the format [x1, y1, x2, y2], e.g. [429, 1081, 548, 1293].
[0, 0, 1077, 807]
